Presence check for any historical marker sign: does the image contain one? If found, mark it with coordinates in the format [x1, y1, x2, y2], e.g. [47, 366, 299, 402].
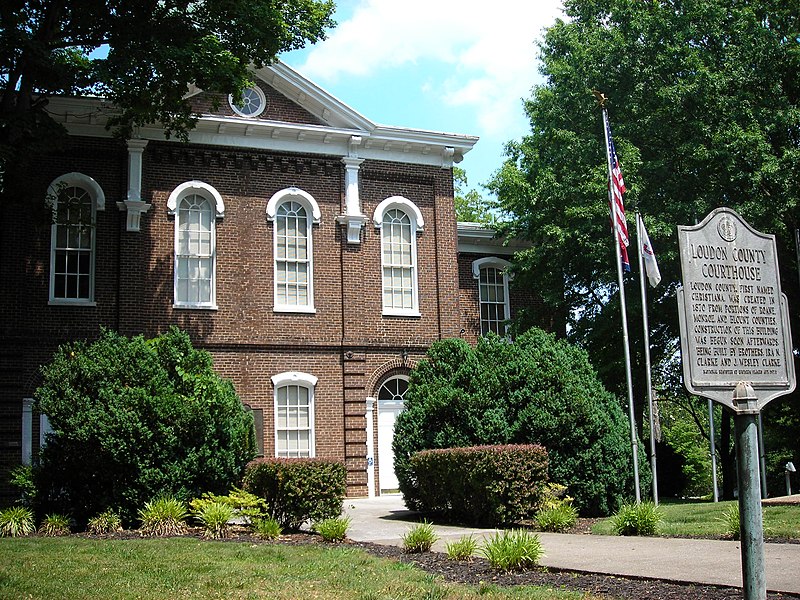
[677, 208, 795, 412]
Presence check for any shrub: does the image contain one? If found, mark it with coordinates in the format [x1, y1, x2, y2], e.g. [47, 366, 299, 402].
[38, 513, 71, 536]
[445, 535, 478, 561]
[9, 465, 36, 508]
[481, 529, 544, 572]
[393, 331, 647, 516]
[719, 503, 740, 540]
[411, 444, 548, 526]
[33, 327, 256, 527]
[138, 496, 189, 537]
[535, 503, 578, 533]
[252, 516, 282, 540]
[195, 501, 234, 539]
[313, 516, 350, 542]
[401, 521, 438, 553]
[87, 509, 122, 535]
[242, 458, 346, 530]
[0, 506, 35, 537]
[190, 487, 266, 526]
[611, 502, 662, 536]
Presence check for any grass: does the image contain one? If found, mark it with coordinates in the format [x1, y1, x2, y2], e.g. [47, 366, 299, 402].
[592, 499, 800, 539]
[0, 537, 599, 600]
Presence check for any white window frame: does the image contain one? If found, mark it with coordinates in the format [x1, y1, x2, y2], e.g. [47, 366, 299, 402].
[167, 181, 225, 309]
[229, 86, 267, 118]
[373, 196, 423, 317]
[267, 188, 320, 313]
[472, 257, 513, 336]
[271, 371, 317, 458]
[47, 173, 105, 306]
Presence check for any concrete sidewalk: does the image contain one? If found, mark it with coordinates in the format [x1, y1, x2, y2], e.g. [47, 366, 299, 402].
[344, 495, 800, 595]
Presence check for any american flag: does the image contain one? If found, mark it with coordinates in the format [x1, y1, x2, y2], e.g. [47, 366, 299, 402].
[605, 116, 629, 270]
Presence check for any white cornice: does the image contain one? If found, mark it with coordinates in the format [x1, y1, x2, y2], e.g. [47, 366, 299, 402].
[457, 222, 531, 255]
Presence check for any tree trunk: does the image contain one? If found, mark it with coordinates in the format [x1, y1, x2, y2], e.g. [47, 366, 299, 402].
[720, 409, 736, 500]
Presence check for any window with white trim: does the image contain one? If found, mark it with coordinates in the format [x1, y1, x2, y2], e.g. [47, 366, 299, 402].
[373, 197, 423, 316]
[48, 173, 105, 304]
[267, 188, 319, 312]
[377, 375, 408, 403]
[168, 181, 224, 308]
[472, 257, 512, 336]
[272, 372, 317, 458]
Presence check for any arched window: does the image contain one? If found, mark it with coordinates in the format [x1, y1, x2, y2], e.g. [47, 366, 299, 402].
[378, 375, 408, 403]
[271, 372, 317, 458]
[267, 188, 320, 313]
[48, 173, 105, 304]
[168, 181, 224, 309]
[472, 257, 512, 336]
[373, 197, 423, 316]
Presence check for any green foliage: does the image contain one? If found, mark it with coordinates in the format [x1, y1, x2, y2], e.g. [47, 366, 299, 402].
[38, 514, 72, 537]
[719, 503, 741, 540]
[612, 502, 663, 536]
[454, 167, 498, 225]
[401, 521, 439, 553]
[535, 503, 578, 533]
[242, 458, 346, 531]
[195, 501, 234, 539]
[312, 516, 351, 542]
[445, 535, 479, 561]
[8, 465, 36, 508]
[0, 0, 335, 198]
[251, 516, 282, 540]
[394, 331, 645, 516]
[87, 509, 122, 535]
[481, 530, 544, 572]
[0, 506, 35, 537]
[411, 444, 549, 526]
[190, 487, 266, 526]
[34, 327, 256, 526]
[138, 496, 189, 537]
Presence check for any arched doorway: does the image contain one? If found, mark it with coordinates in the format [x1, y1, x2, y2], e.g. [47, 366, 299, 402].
[376, 375, 408, 493]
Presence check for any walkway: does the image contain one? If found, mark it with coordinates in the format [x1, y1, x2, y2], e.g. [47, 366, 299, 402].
[344, 495, 800, 595]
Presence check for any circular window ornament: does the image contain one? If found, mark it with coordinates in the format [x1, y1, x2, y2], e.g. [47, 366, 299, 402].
[229, 86, 267, 118]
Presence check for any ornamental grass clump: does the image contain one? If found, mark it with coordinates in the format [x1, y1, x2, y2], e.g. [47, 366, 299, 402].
[719, 503, 741, 540]
[195, 501, 234, 539]
[611, 501, 662, 536]
[445, 535, 478, 561]
[535, 502, 578, 533]
[138, 496, 189, 537]
[252, 516, 282, 540]
[0, 506, 35, 537]
[481, 529, 544, 572]
[87, 509, 122, 535]
[401, 521, 438, 553]
[312, 516, 351, 542]
[38, 513, 71, 536]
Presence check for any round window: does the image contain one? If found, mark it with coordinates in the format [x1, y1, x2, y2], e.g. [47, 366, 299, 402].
[229, 86, 267, 118]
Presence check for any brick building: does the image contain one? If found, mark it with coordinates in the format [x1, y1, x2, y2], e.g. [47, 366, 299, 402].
[1, 62, 538, 499]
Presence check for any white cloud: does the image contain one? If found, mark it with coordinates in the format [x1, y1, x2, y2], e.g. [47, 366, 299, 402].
[298, 0, 564, 136]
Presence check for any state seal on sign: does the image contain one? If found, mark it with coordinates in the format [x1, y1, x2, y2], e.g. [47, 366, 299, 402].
[717, 216, 737, 242]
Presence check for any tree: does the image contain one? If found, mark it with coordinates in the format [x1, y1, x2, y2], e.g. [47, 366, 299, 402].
[0, 0, 335, 195]
[489, 0, 800, 498]
[454, 166, 498, 225]
[393, 330, 648, 516]
[34, 327, 256, 526]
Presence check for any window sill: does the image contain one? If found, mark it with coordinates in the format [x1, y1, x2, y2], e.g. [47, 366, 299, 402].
[48, 300, 97, 307]
[274, 305, 317, 314]
[382, 309, 421, 318]
[173, 304, 219, 311]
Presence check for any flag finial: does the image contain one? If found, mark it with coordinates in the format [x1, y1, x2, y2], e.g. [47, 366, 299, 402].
[592, 89, 608, 107]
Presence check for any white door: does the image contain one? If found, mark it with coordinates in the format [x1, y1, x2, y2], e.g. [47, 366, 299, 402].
[376, 376, 408, 493]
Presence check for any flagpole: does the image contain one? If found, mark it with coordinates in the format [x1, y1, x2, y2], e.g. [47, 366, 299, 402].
[601, 105, 641, 504]
[636, 212, 659, 505]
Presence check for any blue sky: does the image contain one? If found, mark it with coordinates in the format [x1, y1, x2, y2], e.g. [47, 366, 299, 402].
[282, 0, 565, 195]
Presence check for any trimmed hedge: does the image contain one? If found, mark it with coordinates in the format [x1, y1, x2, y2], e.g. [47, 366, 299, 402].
[411, 444, 549, 526]
[242, 458, 346, 530]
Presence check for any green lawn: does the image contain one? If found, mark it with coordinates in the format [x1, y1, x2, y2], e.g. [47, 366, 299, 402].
[591, 499, 800, 539]
[0, 537, 598, 600]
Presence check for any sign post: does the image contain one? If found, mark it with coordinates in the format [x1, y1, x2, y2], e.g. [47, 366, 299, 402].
[677, 208, 796, 600]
